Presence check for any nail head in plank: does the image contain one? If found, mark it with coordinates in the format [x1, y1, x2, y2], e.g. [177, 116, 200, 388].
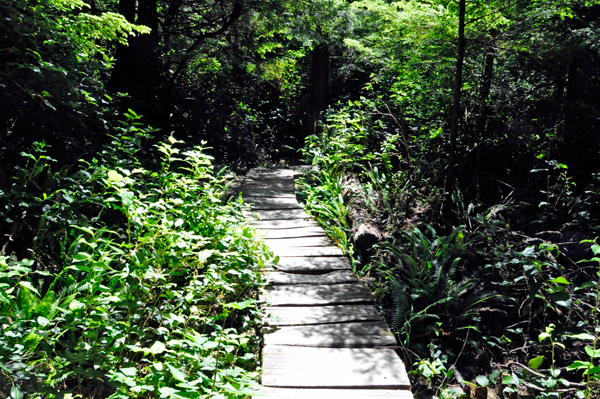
[252, 387, 414, 399]
[262, 346, 411, 389]
[265, 270, 358, 285]
[263, 320, 396, 348]
[270, 257, 352, 272]
[261, 283, 373, 306]
[262, 304, 383, 326]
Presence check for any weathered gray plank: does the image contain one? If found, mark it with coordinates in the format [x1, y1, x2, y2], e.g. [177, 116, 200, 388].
[265, 236, 335, 248]
[262, 346, 411, 389]
[262, 304, 382, 326]
[244, 209, 312, 220]
[242, 190, 297, 198]
[259, 227, 327, 239]
[252, 220, 320, 229]
[269, 257, 352, 272]
[261, 283, 373, 306]
[246, 197, 303, 210]
[263, 320, 396, 348]
[241, 185, 296, 195]
[274, 247, 345, 257]
[245, 169, 295, 179]
[252, 387, 413, 399]
[265, 270, 358, 285]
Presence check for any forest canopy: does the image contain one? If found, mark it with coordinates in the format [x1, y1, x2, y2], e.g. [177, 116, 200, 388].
[1, 0, 600, 398]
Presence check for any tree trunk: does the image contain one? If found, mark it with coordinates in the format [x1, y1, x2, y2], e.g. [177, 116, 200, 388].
[107, 0, 162, 121]
[308, 43, 331, 135]
[472, 49, 495, 200]
[475, 51, 495, 139]
[343, 175, 382, 263]
[447, 0, 466, 188]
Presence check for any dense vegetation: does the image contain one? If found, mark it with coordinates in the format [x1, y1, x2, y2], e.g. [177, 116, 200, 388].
[1, 0, 600, 398]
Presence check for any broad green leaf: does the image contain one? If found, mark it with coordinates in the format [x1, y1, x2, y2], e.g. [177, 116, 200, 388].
[568, 333, 596, 341]
[588, 366, 600, 375]
[548, 277, 570, 285]
[198, 249, 215, 264]
[567, 360, 590, 370]
[167, 363, 188, 383]
[120, 367, 137, 376]
[108, 170, 123, 182]
[528, 356, 544, 370]
[147, 341, 166, 355]
[539, 332, 551, 342]
[121, 191, 134, 210]
[225, 298, 255, 310]
[476, 375, 489, 387]
[585, 346, 600, 358]
[18, 281, 40, 297]
[10, 386, 23, 399]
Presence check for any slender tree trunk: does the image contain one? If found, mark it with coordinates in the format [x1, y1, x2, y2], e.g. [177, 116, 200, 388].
[308, 43, 331, 135]
[473, 49, 495, 200]
[107, 0, 162, 121]
[475, 51, 495, 139]
[106, 0, 136, 92]
[447, 0, 466, 188]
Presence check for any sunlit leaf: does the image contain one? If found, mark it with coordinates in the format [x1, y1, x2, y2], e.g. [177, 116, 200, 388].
[528, 356, 544, 370]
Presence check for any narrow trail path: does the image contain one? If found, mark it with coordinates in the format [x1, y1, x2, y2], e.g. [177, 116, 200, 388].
[241, 168, 413, 399]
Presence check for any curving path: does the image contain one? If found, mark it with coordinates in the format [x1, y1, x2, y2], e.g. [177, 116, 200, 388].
[242, 168, 413, 399]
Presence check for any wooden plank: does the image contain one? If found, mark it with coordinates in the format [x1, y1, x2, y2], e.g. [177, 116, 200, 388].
[253, 387, 413, 399]
[242, 190, 297, 198]
[252, 220, 320, 229]
[244, 175, 295, 183]
[241, 178, 295, 188]
[245, 169, 295, 179]
[265, 270, 358, 285]
[241, 184, 296, 194]
[244, 209, 312, 220]
[269, 257, 352, 272]
[261, 283, 372, 306]
[262, 346, 411, 389]
[246, 197, 303, 210]
[260, 227, 327, 239]
[274, 247, 345, 257]
[263, 320, 396, 348]
[262, 304, 383, 326]
[265, 236, 335, 248]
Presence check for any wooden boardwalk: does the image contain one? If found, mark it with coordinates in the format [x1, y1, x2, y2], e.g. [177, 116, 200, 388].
[241, 168, 413, 399]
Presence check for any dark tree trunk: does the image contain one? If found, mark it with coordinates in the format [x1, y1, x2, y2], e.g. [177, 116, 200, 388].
[447, 0, 466, 188]
[308, 43, 331, 135]
[106, 0, 136, 92]
[107, 0, 163, 122]
[472, 49, 495, 200]
[475, 51, 495, 139]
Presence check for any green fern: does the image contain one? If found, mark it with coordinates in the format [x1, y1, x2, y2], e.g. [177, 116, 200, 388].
[389, 278, 409, 333]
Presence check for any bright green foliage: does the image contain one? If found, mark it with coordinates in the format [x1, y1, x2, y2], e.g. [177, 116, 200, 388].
[297, 169, 353, 261]
[0, 117, 269, 398]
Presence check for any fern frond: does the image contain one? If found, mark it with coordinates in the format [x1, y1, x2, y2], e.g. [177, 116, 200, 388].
[389, 279, 409, 333]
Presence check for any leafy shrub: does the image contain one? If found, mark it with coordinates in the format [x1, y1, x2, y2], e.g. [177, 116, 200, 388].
[0, 118, 269, 398]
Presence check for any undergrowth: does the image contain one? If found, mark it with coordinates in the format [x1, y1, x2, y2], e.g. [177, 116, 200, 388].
[299, 99, 600, 399]
[0, 111, 270, 398]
